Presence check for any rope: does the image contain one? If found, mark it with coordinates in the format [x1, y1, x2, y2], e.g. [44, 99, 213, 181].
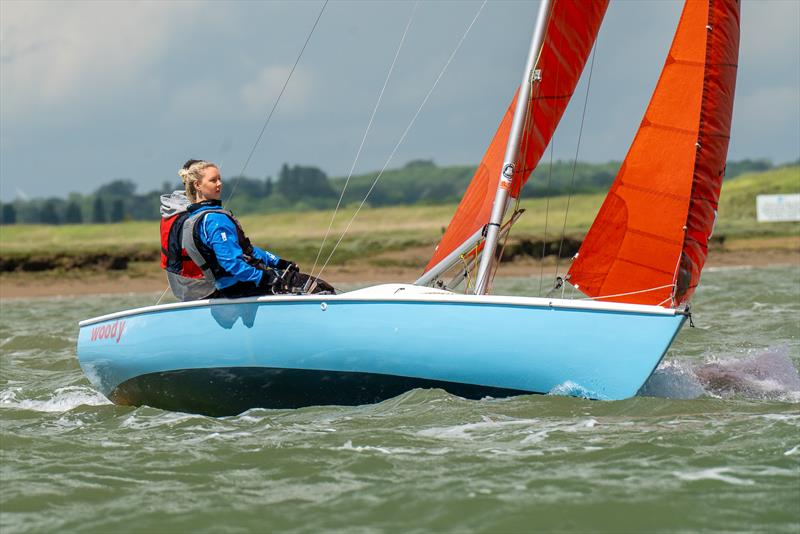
[489, 197, 520, 291]
[153, 285, 170, 306]
[460, 254, 473, 293]
[668, 248, 682, 308]
[462, 237, 482, 292]
[579, 284, 674, 301]
[309, 1, 419, 280]
[554, 36, 598, 281]
[226, 0, 329, 204]
[314, 0, 488, 280]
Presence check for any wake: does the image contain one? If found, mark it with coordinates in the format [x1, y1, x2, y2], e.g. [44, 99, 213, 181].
[640, 345, 800, 402]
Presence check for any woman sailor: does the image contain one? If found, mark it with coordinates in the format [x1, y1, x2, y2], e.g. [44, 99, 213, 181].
[162, 159, 332, 300]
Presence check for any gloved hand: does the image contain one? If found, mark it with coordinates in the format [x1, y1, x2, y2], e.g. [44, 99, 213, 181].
[283, 270, 304, 291]
[256, 268, 285, 294]
[276, 258, 299, 273]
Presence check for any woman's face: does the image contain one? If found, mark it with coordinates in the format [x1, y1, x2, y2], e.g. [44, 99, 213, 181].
[195, 166, 222, 201]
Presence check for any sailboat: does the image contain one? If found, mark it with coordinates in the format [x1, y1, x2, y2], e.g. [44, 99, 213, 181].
[77, 0, 740, 416]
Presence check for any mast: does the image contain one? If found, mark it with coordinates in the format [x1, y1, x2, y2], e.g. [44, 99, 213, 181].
[473, 0, 554, 295]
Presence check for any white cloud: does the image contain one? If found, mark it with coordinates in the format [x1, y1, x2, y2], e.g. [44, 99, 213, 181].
[165, 65, 313, 121]
[0, 0, 198, 120]
[239, 65, 313, 116]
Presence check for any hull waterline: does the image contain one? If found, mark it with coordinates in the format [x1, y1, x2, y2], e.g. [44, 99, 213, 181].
[77, 285, 686, 416]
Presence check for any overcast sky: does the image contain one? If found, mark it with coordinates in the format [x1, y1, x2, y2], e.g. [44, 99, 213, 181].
[1, 0, 798, 201]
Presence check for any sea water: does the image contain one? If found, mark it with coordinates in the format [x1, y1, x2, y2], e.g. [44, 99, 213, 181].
[1, 265, 798, 533]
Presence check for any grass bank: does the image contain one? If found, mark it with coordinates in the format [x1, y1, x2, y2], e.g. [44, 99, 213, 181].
[1, 165, 797, 273]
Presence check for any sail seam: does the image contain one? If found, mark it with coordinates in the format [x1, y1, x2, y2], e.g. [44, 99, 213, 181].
[683, 234, 705, 246]
[532, 93, 573, 101]
[702, 132, 731, 139]
[669, 58, 704, 67]
[669, 59, 736, 69]
[671, 57, 736, 68]
[689, 193, 718, 203]
[643, 122, 698, 136]
[619, 181, 689, 201]
[615, 257, 675, 277]
[625, 227, 683, 246]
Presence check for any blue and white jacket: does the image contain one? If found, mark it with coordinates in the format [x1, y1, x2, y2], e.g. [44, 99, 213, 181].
[186, 201, 281, 290]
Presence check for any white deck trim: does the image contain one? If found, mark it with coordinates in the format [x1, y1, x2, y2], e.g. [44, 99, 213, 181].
[78, 283, 680, 327]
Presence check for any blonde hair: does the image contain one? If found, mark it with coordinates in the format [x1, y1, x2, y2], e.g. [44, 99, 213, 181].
[178, 160, 217, 202]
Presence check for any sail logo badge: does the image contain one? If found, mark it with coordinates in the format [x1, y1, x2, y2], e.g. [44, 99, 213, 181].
[90, 320, 126, 343]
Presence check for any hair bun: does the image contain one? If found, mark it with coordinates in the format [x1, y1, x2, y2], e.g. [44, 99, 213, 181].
[177, 159, 216, 202]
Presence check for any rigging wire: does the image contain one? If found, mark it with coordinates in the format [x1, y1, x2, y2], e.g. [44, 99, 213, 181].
[537, 139, 556, 296]
[309, 1, 419, 281]
[536, 25, 565, 297]
[554, 36, 598, 282]
[314, 0, 488, 281]
[226, 0, 329, 204]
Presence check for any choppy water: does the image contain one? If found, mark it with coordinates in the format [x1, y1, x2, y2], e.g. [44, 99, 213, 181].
[2, 266, 799, 533]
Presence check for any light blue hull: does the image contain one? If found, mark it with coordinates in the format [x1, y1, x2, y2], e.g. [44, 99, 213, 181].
[77, 285, 686, 414]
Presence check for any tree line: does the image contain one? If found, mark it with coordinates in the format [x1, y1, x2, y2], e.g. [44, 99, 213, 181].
[0, 158, 780, 225]
[0, 163, 335, 225]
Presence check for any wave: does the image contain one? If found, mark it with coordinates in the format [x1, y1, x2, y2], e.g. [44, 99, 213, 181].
[640, 345, 800, 402]
[548, 381, 605, 400]
[0, 385, 111, 412]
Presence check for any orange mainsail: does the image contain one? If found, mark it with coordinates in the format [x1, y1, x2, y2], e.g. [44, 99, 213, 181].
[568, 0, 740, 307]
[423, 0, 608, 274]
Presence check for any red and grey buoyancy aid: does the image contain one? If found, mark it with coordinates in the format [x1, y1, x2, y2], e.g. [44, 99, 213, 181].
[159, 191, 214, 301]
[159, 190, 203, 277]
[160, 192, 262, 301]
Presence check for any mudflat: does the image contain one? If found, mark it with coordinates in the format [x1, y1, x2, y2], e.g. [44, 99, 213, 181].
[2, 236, 797, 299]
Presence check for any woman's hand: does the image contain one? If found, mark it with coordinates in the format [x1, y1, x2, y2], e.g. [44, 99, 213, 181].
[256, 268, 284, 294]
[276, 258, 300, 273]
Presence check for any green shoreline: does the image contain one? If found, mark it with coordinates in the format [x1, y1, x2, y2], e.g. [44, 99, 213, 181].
[1, 166, 797, 273]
